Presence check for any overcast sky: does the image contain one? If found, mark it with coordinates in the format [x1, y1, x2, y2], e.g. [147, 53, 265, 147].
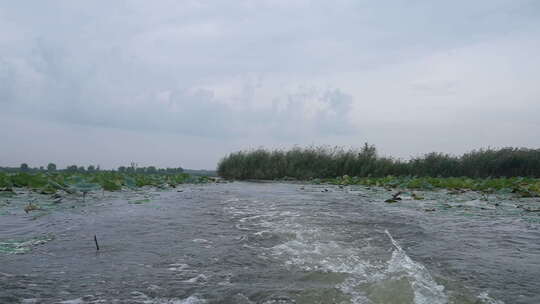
[1, 0, 539, 169]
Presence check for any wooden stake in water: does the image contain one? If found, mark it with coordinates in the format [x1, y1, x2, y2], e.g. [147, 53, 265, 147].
[94, 234, 100, 251]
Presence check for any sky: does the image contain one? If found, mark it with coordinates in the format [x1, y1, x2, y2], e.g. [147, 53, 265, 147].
[1, 0, 539, 170]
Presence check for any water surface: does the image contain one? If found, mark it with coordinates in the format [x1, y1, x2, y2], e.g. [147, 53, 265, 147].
[1, 182, 539, 303]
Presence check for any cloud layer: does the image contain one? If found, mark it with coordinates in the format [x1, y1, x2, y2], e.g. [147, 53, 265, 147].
[1, 0, 539, 168]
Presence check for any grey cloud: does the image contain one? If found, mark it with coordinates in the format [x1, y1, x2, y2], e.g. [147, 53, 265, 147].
[0, 59, 14, 102]
[0, 0, 539, 168]
[410, 81, 459, 97]
[1, 42, 357, 138]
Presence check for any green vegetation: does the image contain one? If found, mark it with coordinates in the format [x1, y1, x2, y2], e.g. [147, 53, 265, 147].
[318, 176, 540, 196]
[218, 145, 540, 180]
[217, 145, 540, 195]
[183, 169, 218, 177]
[0, 162, 185, 175]
[0, 171, 213, 195]
[0, 164, 217, 217]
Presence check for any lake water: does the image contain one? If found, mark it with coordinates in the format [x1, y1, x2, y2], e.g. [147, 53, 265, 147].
[1, 182, 539, 303]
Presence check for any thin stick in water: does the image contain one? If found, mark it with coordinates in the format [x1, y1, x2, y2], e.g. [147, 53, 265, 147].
[94, 234, 100, 251]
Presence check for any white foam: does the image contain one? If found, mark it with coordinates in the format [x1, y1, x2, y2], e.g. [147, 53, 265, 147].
[273, 238, 371, 274]
[172, 295, 206, 304]
[235, 223, 253, 231]
[134, 291, 206, 304]
[168, 263, 188, 272]
[59, 299, 84, 304]
[253, 230, 271, 236]
[224, 193, 508, 304]
[239, 214, 266, 222]
[385, 230, 448, 304]
[477, 291, 505, 304]
[147, 284, 162, 291]
[266, 219, 449, 304]
[182, 274, 208, 284]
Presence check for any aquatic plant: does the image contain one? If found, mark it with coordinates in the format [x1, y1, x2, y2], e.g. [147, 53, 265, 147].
[0, 171, 213, 198]
[218, 145, 540, 180]
[320, 176, 540, 196]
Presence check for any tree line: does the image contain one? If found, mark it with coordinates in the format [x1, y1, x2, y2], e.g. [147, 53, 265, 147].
[0, 162, 184, 175]
[217, 144, 540, 179]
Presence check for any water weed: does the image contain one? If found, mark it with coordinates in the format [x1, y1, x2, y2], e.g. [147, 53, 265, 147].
[0, 171, 213, 197]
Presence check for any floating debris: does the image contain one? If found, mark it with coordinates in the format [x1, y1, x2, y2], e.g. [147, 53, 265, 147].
[129, 198, 152, 205]
[0, 187, 14, 193]
[411, 192, 424, 200]
[0, 234, 55, 254]
[385, 191, 403, 203]
[24, 203, 40, 213]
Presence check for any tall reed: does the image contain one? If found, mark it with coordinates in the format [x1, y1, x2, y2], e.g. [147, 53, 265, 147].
[217, 145, 540, 179]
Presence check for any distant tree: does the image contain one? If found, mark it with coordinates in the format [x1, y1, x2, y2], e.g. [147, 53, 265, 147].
[146, 166, 157, 174]
[78, 166, 86, 172]
[87, 165, 96, 173]
[118, 166, 126, 173]
[47, 163, 57, 172]
[359, 142, 377, 159]
[20, 163, 29, 172]
[66, 165, 78, 172]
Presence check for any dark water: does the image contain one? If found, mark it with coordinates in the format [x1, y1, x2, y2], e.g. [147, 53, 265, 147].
[1, 182, 540, 304]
